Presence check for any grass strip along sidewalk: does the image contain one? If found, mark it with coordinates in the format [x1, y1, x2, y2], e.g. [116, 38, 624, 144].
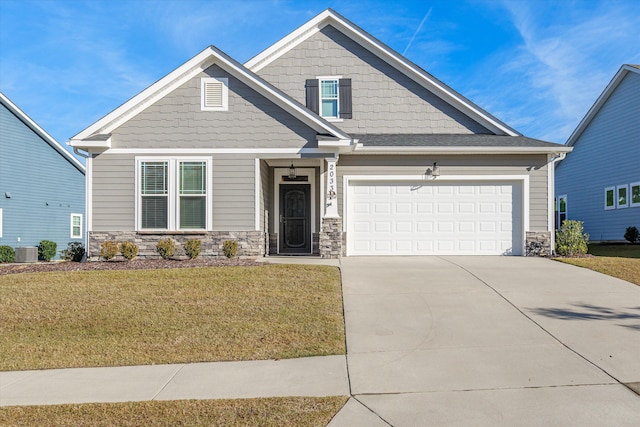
[0, 264, 345, 371]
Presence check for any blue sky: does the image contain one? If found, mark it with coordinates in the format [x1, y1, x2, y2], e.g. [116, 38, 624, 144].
[1, 0, 639, 159]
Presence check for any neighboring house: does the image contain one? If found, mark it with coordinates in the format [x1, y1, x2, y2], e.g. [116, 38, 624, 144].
[70, 9, 570, 258]
[555, 64, 640, 242]
[0, 92, 86, 258]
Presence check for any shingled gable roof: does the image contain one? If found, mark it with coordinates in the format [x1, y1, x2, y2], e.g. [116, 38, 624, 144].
[246, 8, 519, 137]
[566, 64, 640, 147]
[1, 92, 85, 173]
[70, 44, 351, 147]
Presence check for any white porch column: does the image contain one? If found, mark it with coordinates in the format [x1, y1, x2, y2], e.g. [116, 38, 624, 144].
[324, 157, 340, 218]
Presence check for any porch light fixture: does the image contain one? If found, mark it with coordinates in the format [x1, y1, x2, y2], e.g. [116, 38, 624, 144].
[289, 163, 297, 179]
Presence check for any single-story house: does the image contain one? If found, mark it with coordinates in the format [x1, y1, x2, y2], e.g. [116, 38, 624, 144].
[0, 92, 86, 258]
[70, 9, 570, 258]
[555, 64, 639, 241]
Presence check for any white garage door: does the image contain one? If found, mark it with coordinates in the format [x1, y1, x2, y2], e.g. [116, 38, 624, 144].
[347, 181, 522, 256]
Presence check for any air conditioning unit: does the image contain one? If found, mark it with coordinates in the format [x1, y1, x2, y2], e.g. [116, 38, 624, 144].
[15, 246, 38, 263]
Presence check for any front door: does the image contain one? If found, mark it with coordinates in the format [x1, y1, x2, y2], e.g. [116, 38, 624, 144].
[279, 184, 311, 254]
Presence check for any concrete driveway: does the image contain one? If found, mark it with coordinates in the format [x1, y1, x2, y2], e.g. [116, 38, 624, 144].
[330, 256, 640, 426]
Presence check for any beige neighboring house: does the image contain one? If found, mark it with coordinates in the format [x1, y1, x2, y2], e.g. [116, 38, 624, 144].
[70, 9, 570, 258]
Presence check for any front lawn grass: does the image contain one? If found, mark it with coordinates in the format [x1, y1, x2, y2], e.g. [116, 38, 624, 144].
[587, 243, 640, 258]
[0, 396, 349, 427]
[556, 251, 640, 286]
[0, 265, 345, 371]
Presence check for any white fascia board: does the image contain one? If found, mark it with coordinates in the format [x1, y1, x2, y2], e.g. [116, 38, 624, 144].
[0, 92, 86, 173]
[245, 9, 518, 137]
[352, 145, 573, 155]
[566, 65, 639, 146]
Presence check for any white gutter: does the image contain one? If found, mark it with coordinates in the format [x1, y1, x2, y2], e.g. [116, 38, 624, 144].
[548, 152, 568, 255]
[352, 145, 573, 155]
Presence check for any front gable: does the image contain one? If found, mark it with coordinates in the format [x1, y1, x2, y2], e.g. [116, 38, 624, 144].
[111, 63, 321, 150]
[247, 9, 518, 137]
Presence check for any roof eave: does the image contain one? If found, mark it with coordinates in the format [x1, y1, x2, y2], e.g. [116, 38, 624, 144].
[352, 145, 573, 155]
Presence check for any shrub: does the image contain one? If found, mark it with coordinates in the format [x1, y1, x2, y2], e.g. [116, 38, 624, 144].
[0, 245, 15, 263]
[624, 226, 639, 244]
[156, 238, 176, 259]
[184, 239, 201, 259]
[38, 240, 57, 262]
[120, 241, 139, 260]
[222, 240, 238, 259]
[556, 220, 589, 256]
[61, 242, 85, 262]
[100, 240, 119, 261]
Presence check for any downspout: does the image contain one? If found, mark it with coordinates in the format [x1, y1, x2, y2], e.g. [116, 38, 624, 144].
[72, 147, 91, 259]
[548, 152, 567, 255]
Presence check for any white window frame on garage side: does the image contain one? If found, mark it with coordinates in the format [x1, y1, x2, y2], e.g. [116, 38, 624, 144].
[342, 174, 530, 254]
[556, 195, 567, 228]
[617, 184, 629, 209]
[630, 182, 640, 208]
[70, 213, 83, 239]
[135, 157, 212, 231]
[201, 77, 229, 111]
[604, 186, 615, 210]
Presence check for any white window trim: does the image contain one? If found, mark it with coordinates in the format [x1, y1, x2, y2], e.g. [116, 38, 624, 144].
[604, 186, 615, 210]
[617, 184, 629, 209]
[135, 157, 212, 231]
[630, 182, 640, 208]
[317, 75, 342, 122]
[201, 77, 229, 111]
[557, 195, 567, 226]
[0, 208, 3, 238]
[70, 213, 83, 239]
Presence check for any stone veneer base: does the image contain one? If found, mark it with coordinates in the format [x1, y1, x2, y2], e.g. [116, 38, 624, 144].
[89, 231, 265, 259]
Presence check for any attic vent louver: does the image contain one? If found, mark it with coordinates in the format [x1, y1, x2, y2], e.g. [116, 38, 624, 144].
[201, 77, 228, 111]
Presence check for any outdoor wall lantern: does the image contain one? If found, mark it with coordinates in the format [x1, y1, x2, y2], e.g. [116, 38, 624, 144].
[327, 189, 337, 200]
[426, 162, 440, 178]
[289, 163, 297, 179]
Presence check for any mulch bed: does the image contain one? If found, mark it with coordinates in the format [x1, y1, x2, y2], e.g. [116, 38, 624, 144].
[0, 258, 260, 276]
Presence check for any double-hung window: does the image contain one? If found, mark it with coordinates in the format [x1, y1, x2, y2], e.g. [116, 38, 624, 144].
[320, 79, 339, 118]
[137, 158, 210, 231]
[631, 182, 640, 208]
[604, 186, 615, 210]
[179, 162, 207, 229]
[141, 161, 169, 229]
[70, 214, 83, 239]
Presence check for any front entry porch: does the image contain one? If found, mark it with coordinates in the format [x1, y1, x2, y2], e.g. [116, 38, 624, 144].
[263, 158, 342, 258]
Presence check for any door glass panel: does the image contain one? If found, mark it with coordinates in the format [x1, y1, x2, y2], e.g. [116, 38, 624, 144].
[285, 190, 306, 218]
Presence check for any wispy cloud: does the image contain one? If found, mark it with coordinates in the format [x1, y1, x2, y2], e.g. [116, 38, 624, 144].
[496, 0, 640, 141]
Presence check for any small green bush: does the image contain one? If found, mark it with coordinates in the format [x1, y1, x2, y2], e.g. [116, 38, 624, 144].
[556, 220, 589, 256]
[100, 240, 119, 261]
[38, 240, 57, 262]
[156, 238, 176, 259]
[624, 226, 639, 244]
[222, 240, 238, 259]
[0, 245, 15, 263]
[184, 239, 201, 259]
[61, 242, 85, 262]
[120, 241, 139, 260]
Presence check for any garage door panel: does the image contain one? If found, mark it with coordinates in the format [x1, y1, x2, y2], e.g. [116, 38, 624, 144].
[348, 180, 523, 256]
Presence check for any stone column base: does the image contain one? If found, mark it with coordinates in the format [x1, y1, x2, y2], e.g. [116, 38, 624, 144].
[319, 217, 343, 259]
[526, 231, 552, 256]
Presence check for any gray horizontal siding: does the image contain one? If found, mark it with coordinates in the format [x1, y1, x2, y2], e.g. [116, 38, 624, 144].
[257, 25, 492, 135]
[91, 153, 258, 232]
[556, 71, 640, 241]
[112, 64, 318, 150]
[337, 154, 549, 231]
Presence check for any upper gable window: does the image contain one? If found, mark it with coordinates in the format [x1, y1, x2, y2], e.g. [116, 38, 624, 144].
[201, 77, 228, 111]
[305, 77, 352, 120]
[320, 79, 339, 118]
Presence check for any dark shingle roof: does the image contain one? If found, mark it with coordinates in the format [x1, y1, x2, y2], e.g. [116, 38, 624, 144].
[352, 134, 563, 148]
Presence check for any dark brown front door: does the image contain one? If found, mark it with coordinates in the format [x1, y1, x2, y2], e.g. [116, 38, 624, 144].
[279, 184, 311, 254]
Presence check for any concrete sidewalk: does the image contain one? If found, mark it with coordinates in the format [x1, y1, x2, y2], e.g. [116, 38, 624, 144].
[0, 355, 349, 407]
